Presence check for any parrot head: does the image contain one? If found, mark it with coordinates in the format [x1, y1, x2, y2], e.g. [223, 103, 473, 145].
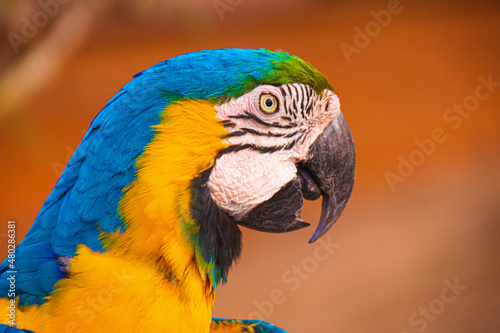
[207, 82, 355, 243]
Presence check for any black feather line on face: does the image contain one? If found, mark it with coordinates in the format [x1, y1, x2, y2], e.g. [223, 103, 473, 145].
[223, 130, 246, 138]
[305, 87, 314, 116]
[229, 112, 293, 129]
[217, 140, 296, 156]
[299, 84, 307, 114]
[221, 120, 236, 128]
[190, 168, 242, 285]
[240, 127, 299, 138]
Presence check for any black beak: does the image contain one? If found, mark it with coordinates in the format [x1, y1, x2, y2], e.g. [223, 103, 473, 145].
[235, 111, 355, 241]
[302, 111, 356, 243]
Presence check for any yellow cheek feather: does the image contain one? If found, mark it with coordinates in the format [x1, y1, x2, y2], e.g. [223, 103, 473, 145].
[4, 99, 229, 332]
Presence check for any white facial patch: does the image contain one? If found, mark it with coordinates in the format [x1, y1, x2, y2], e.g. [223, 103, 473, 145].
[208, 150, 297, 219]
[207, 84, 340, 219]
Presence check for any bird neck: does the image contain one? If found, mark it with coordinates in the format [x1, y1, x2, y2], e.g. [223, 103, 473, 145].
[101, 99, 238, 295]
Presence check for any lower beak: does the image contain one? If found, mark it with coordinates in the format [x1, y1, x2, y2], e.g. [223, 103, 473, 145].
[303, 111, 356, 243]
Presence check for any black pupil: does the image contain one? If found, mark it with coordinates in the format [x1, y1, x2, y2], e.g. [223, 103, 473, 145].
[265, 98, 273, 108]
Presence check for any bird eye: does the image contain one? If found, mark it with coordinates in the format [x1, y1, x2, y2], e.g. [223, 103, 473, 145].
[259, 93, 278, 113]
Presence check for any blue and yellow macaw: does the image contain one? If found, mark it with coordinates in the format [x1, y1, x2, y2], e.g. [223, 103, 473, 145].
[0, 48, 355, 332]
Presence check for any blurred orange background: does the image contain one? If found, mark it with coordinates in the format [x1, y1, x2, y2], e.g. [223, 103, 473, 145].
[0, 0, 499, 332]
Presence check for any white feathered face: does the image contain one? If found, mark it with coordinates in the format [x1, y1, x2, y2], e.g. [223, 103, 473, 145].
[203, 81, 356, 243]
[208, 83, 340, 221]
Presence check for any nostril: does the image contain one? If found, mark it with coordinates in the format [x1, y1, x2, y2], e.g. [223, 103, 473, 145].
[297, 167, 321, 201]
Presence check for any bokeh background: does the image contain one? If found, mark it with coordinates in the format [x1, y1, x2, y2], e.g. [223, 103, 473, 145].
[1, 0, 499, 332]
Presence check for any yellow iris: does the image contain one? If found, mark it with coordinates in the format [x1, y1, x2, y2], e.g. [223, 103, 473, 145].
[260, 93, 278, 113]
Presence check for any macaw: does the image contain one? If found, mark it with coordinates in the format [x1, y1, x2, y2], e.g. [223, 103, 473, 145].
[0, 48, 355, 333]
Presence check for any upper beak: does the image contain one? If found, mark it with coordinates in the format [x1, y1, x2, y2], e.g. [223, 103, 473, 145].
[303, 111, 356, 243]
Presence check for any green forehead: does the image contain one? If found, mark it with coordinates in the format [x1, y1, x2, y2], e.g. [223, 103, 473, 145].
[225, 51, 332, 99]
